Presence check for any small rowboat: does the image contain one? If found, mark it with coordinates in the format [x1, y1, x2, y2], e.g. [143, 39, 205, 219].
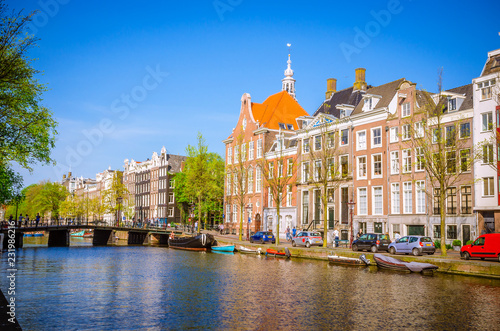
[328, 254, 370, 266]
[239, 246, 262, 254]
[266, 247, 291, 258]
[211, 245, 235, 252]
[374, 254, 438, 273]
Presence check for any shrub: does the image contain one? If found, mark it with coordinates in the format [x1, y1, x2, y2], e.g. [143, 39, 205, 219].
[434, 240, 441, 249]
[445, 244, 452, 250]
[452, 240, 462, 247]
[466, 240, 473, 245]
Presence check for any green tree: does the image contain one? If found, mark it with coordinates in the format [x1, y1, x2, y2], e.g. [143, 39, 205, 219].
[90, 196, 106, 224]
[0, 2, 58, 190]
[173, 171, 190, 223]
[183, 132, 218, 233]
[0, 165, 22, 205]
[103, 172, 128, 225]
[24, 181, 67, 221]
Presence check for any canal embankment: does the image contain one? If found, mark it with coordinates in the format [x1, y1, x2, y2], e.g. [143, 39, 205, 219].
[212, 233, 500, 279]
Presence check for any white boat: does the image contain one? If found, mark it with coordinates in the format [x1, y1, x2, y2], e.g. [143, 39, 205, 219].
[239, 246, 262, 254]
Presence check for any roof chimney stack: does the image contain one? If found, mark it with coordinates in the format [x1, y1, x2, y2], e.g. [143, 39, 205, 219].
[353, 68, 367, 91]
[326, 78, 337, 99]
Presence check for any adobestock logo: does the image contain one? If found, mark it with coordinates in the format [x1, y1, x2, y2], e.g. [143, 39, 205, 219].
[25, 0, 71, 35]
[340, 0, 404, 63]
[53, 65, 169, 178]
[213, 0, 243, 22]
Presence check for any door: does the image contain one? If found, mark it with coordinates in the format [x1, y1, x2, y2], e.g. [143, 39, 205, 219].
[396, 236, 409, 253]
[470, 236, 486, 257]
[462, 225, 470, 245]
[341, 187, 348, 224]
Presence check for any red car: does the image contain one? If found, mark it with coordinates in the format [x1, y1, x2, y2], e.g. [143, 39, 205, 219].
[460, 233, 500, 262]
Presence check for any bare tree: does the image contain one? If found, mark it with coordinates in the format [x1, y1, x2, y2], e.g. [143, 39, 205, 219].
[257, 132, 297, 245]
[301, 118, 349, 247]
[403, 70, 479, 256]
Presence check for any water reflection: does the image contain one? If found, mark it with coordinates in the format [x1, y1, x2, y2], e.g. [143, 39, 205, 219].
[1, 246, 499, 330]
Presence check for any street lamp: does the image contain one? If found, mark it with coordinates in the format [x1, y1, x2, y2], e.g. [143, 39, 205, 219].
[246, 204, 252, 241]
[347, 200, 356, 248]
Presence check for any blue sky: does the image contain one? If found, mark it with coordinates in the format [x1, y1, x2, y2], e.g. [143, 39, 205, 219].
[7, 0, 500, 186]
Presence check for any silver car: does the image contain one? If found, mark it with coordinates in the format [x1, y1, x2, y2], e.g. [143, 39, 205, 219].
[388, 236, 435, 256]
[292, 231, 323, 248]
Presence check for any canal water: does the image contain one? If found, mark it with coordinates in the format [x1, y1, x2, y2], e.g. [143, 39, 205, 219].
[1, 238, 500, 330]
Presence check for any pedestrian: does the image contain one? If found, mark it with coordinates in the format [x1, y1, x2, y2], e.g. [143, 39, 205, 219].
[36, 213, 40, 228]
[357, 229, 363, 239]
[25, 215, 30, 227]
[394, 232, 401, 241]
[220, 223, 224, 235]
[285, 226, 291, 241]
[292, 226, 297, 238]
[333, 228, 340, 247]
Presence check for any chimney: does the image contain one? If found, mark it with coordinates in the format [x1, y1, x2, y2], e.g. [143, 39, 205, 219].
[353, 68, 367, 91]
[325, 78, 337, 99]
[68, 171, 72, 177]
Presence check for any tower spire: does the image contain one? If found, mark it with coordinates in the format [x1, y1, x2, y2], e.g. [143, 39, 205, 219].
[282, 43, 296, 99]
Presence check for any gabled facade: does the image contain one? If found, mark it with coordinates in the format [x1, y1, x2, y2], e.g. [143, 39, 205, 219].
[473, 48, 500, 235]
[223, 53, 309, 239]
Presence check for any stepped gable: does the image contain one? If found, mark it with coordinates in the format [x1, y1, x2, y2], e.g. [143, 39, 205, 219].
[251, 90, 309, 130]
[351, 78, 406, 115]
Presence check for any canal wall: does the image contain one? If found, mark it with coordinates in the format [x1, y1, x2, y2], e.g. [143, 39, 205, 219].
[216, 238, 500, 279]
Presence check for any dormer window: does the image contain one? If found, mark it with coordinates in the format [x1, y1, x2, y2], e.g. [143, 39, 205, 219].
[367, 98, 373, 110]
[279, 123, 286, 130]
[287, 124, 293, 130]
[340, 109, 345, 118]
[478, 79, 496, 100]
[448, 98, 457, 112]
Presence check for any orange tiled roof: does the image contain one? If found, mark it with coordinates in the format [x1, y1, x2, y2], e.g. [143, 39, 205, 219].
[251, 91, 308, 130]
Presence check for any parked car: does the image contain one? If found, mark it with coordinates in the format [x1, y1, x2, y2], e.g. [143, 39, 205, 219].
[460, 233, 500, 262]
[388, 236, 435, 256]
[291, 231, 323, 248]
[250, 231, 275, 244]
[352, 233, 391, 252]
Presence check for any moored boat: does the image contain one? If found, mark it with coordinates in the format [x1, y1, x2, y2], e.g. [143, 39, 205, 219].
[374, 254, 438, 273]
[24, 232, 44, 237]
[239, 246, 262, 254]
[211, 244, 235, 252]
[266, 247, 291, 258]
[328, 254, 370, 266]
[70, 230, 86, 237]
[168, 233, 215, 251]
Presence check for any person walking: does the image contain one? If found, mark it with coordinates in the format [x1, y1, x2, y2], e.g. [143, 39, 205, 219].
[285, 226, 291, 241]
[292, 226, 297, 238]
[35, 213, 40, 228]
[25, 215, 30, 227]
[357, 229, 363, 239]
[333, 228, 340, 247]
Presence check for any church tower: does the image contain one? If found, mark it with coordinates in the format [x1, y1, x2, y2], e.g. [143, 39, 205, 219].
[281, 45, 296, 99]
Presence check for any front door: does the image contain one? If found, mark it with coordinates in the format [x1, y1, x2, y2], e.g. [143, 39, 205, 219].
[462, 225, 470, 244]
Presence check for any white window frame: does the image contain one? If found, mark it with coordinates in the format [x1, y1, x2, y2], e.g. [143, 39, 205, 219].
[358, 187, 367, 215]
[414, 122, 424, 138]
[340, 129, 349, 146]
[227, 146, 232, 164]
[257, 138, 262, 158]
[402, 124, 411, 140]
[303, 138, 310, 153]
[357, 130, 367, 150]
[403, 182, 412, 214]
[358, 156, 367, 179]
[416, 180, 425, 214]
[247, 167, 253, 193]
[255, 167, 261, 193]
[483, 177, 494, 197]
[226, 173, 231, 195]
[314, 135, 322, 151]
[391, 183, 400, 214]
[314, 160, 322, 181]
[402, 102, 411, 117]
[371, 127, 382, 147]
[390, 151, 400, 175]
[373, 186, 383, 215]
[249, 141, 254, 160]
[390, 127, 399, 143]
[302, 162, 310, 183]
[402, 149, 412, 173]
[234, 145, 239, 163]
[287, 158, 293, 177]
[372, 153, 382, 178]
[286, 185, 292, 207]
[415, 147, 424, 172]
[482, 112, 493, 132]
